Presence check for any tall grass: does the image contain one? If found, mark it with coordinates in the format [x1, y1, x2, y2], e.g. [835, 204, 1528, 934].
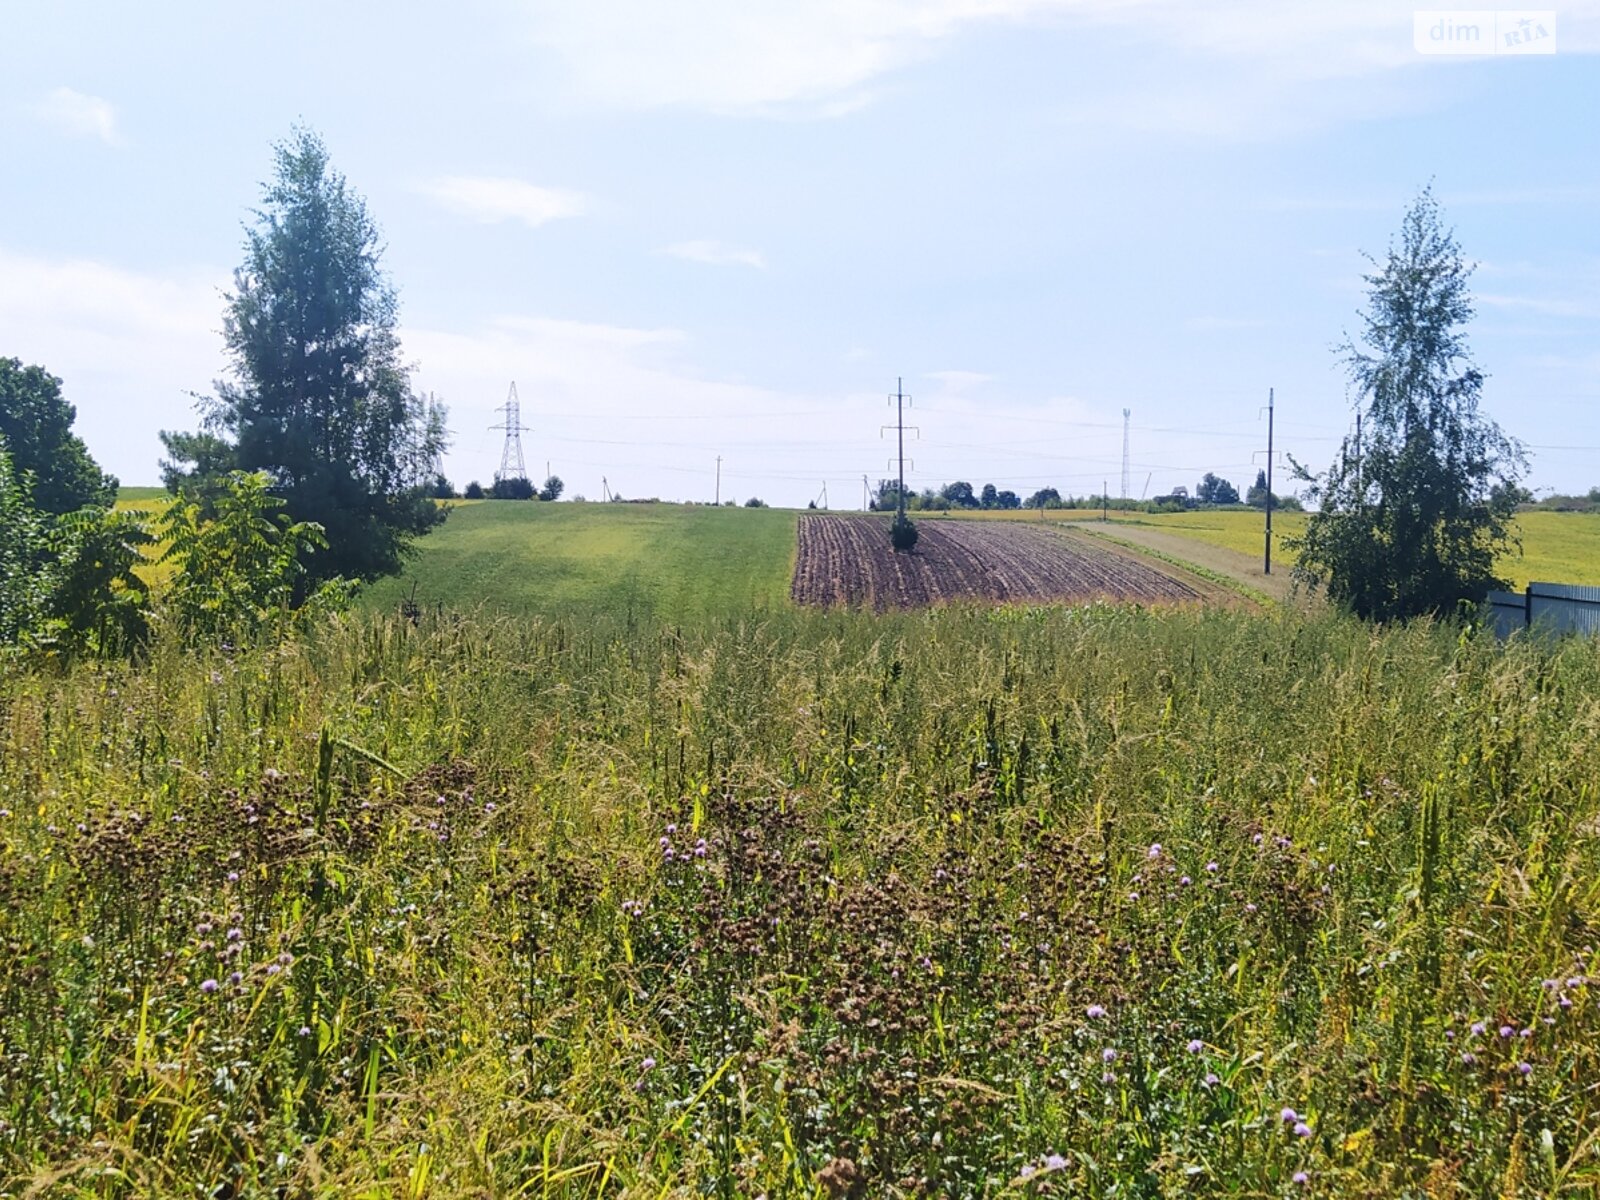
[3, 605, 1599, 1196]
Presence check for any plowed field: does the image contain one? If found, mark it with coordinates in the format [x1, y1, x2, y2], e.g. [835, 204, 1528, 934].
[791, 515, 1202, 609]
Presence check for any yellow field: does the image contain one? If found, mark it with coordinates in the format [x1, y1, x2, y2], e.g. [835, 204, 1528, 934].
[937, 507, 1599, 590]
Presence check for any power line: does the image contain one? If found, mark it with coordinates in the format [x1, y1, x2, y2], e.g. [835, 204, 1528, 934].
[488, 381, 531, 483]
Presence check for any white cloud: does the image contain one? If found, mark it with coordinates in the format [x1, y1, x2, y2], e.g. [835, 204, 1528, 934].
[659, 240, 766, 268]
[29, 87, 120, 144]
[417, 176, 587, 228]
[0, 247, 228, 483]
[520, 1, 1600, 130]
[925, 370, 992, 391]
[1478, 293, 1600, 320]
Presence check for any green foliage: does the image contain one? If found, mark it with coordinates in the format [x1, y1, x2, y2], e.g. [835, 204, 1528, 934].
[0, 448, 49, 644]
[158, 428, 237, 511]
[0, 357, 116, 514]
[463, 480, 485, 500]
[490, 475, 536, 500]
[889, 512, 919, 550]
[538, 474, 564, 502]
[1027, 487, 1062, 508]
[5, 606, 1600, 1194]
[1292, 188, 1524, 620]
[1196, 472, 1240, 505]
[38, 507, 153, 654]
[742, 496, 767, 508]
[156, 471, 349, 644]
[169, 128, 447, 585]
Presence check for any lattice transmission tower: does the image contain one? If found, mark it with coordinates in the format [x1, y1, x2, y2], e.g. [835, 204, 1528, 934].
[490, 382, 531, 483]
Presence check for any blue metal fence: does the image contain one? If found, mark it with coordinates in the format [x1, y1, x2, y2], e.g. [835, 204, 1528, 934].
[1488, 582, 1600, 638]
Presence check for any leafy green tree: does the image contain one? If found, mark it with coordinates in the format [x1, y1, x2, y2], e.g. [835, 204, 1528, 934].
[157, 471, 349, 644]
[0, 358, 116, 513]
[0, 447, 48, 645]
[994, 489, 1021, 510]
[464, 481, 485, 500]
[1290, 188, 1524, 620]
[742, 496, 767, 508]
[941, 481, 978, 508]
[166, 128, 447, 584]
[1196, 473, 1240, 505]
[1026, 487, 1061, 509]
[491, 476, 536, 500]
[980, 483, 999, 508]
[539, 475, 564, 502]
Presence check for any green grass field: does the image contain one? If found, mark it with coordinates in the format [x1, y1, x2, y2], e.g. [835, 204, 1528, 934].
[6, 605, 1600, 1195]
[361, 501, 800, 623]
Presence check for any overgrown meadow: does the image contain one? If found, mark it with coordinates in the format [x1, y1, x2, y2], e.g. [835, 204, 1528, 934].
[3, 606, 1599, 1196]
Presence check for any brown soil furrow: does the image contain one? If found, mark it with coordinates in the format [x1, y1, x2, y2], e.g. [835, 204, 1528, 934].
[791, 515, 1207, 609]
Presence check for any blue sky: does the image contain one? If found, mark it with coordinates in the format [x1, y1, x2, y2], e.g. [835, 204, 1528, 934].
[3, 1, 1598, 505]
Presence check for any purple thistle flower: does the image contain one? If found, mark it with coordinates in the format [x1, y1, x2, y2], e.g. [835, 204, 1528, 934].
[1101, 1071, 1116, 1084]
[665, 823, 677, 835]
[641, 1056, 656, 1071]
[1280, 1107, 1298, 1124]
[1086, 1004, 1106, 1019]
[1187, 1039, 1204, 1054]
[298, 1025, 311, 1037]
[228, 971, 243, 986]
[1180, 876, 1192, 886]
[1244, 903, 1258, 914]
[1294, 1122, 1313, 1138]
[1560, 995, 1574, 1010]
[200, 978, 218, 994]
[1204, 1072, 1220, 1087]
[1102, 1048, 1118, 1063]
[1293, 1171, 1309, 1185]
[1205, 861, 1219, 873]
[1044, 1153, 1067, 1171]
[226, 871, 240, 883]
[1517, 1061, 1533, 1077]
[1147, 843, 1162, 859]
[1461, 1051, 1477, 1064]
[1470, 1022, 1485, 1036]
[1499, 1025, 1514, 1039]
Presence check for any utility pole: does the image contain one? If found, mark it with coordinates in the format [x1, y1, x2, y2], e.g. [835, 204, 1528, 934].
[715, 456, 722, 506]
[1103, 480, 1109, 523]
[881, 377, 917, 520]
[1121, 409, 1131, 499]
[862, 474, 869, 511]
[1258, 387, 1276, 575]
[1354, 411, 1362, 501]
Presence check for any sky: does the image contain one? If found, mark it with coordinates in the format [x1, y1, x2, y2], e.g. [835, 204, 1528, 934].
[3, 0, 1598, 507]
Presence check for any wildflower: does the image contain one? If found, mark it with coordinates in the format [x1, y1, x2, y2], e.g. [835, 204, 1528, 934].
[267, 964, 281, 976]
[298, 1025, 311, 1037]
[694, 839, 707, 858]
[1568, 977, 1585, 988]
[1187, 1039, 1204, 1054]
[200, 979, 218, 994]
[226, 871, 240, 883]
[1101, 1071, 1116, 1084]
[1180, 875, 1192, 886]
[641, 1056, 657, 1071]
[1461, 1051, 1476, 1064]
[1520, 1028, 1533, 1038]
[1204, 1072, 1220, 1087]
[226, 928, 242, 942]
[1244, 903, 1258, 914]
[484, 802, 496, 814]
[1147, 843, 1162, 859]
[1294, 1122, 1313, 1138]
[1293, 1171, 1309, 1185]
[1205, 861, 1219, 873]
[1560, 995, 1573, 1010]
[1019, 1164, 1036, 1180]
[1086, 1004, 1106, 1019]
[228, 971, 243, 986]
[1044, 1153, 1067, 1171]
[1252, 833, 1263, 845]
[1128, 891, 1140, 902]
[1470, 1022, 1485, 1037]
[1280, 1107, 1299, 1124]
[1102, 1048, 1118, 1063]
[1499, 1025, 1514, 1039]
[1444, 1029, 1454, 1040]
[1543, 978, 1560, 991]
[1518, 1061, 1532, 1076]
